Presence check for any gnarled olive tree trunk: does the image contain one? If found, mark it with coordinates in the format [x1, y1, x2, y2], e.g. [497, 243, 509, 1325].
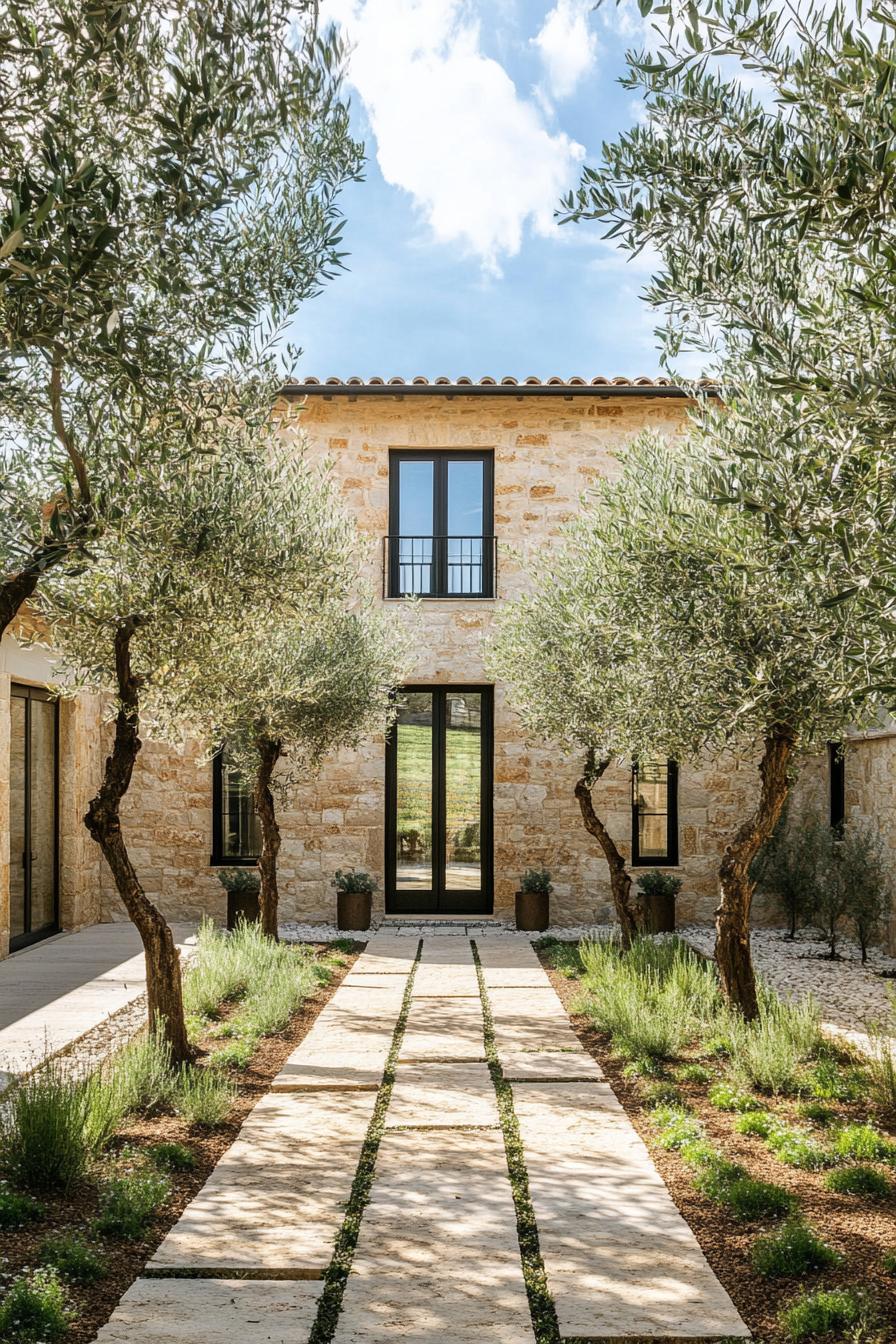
[84, 620, 192, 1064]
[575, 751, 641, 948]
[715, 724, 795, 1020]
[253, 734, 283, 940]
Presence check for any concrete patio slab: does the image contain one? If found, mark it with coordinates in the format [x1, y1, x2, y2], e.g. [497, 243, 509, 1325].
[148, 1090, 376, 1275]
[411, 964, 481, 997]
[387, 1062, 498, 1128]
[93, 1278, 324, 1343]
[351, 937, 418, 976]
[271, 1050, 386, 1091]
[335, 1129, 533, 1343]
[512, 1082, 749, 1338]
[501, 1051, 604, 1082]
[400, 995, 486, 1062]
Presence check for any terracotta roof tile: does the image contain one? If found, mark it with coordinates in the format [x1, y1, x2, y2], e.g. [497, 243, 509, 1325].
[281, 375, 716, 398]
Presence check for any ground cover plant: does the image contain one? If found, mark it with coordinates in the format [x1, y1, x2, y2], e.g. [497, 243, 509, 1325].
[0, 935, 351, 1343]
[539, 935, 896, 1342]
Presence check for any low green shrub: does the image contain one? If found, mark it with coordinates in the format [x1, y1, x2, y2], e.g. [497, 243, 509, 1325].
[867, 1004, 896, 1113]
[780, 1287, 876, 1341]
[766, 1125, 832, 1171]
[830, 1123, 896, 1164]
[146, 1141, 195, 1172]
[578, 936, 720, 1062]
[796, 1101, 836, 1126]
[39, 1232, 106, 1283]
[702, 1032, 734, 1058]
[0, 1058, 123, 1192]
[674, 1063, 712, 1085]
[695, 1160, 796, 1220]
[727, 990, 822, 1096]
[0, 1269, 69, 1342]
[95, 1171, 170, 1239]
[650, 1105, 703, 1151]
[210, 1038, 254, 1071]
[751, 1218, 839, 1278]
[0, 1184, 44, 1228]
[541, 941, 584, 979]
[620, 1056, 666, 1079]
[882, 1250, 896, 1275]
[109, 1029, 174, 1116]
[805, 1056, 865, 1102]
[708, 1080, 762, 1113]
[734, 1111, 776, 1139]
[172, 1066, 235, 1128]
[824, 1165, 891, 1198]
[641, 1081, 683, 1109]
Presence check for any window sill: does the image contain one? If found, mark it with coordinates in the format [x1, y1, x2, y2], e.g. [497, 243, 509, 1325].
[384, 595, 497, 604]
[208, 856, 259, 868]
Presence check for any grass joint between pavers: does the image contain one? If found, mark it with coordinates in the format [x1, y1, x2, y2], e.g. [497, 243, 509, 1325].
[306, 939, 423, 1344]
[471, 939, 561, 1344]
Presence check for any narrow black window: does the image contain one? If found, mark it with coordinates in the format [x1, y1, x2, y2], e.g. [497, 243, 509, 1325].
[211, 749, 260, 864]
[828, 742, 846, 831]
[631, 760, 679, 866]
[387, 450, 494, 597]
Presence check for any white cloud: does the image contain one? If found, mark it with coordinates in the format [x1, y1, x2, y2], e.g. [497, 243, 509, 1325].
[322, 0, 586, 274]
[532, 0, 598, 100]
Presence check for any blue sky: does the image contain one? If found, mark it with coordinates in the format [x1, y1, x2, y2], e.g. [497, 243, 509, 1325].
[289, 0, 686, 383]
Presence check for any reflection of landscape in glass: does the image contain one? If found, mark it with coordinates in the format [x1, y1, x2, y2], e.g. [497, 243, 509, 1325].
[395, 691, 482, 891]
[395, 693, 434, 888]
[636, 761, 668, 857]
[445, 694, 481, 889]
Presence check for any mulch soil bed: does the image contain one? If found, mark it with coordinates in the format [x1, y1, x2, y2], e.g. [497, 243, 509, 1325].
[0, 943, 360, 1343]
[541, 954, 896, 1344]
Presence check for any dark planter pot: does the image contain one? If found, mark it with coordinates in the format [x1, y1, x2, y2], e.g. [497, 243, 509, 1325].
[644, 890, 676, 934]
[226, 889, 260, 931]
[337, 890, 373, 931]
[515, 889, 550, 932]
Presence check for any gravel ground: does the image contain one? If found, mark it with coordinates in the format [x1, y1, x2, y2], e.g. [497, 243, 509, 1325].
[680, 924, 896, 1042]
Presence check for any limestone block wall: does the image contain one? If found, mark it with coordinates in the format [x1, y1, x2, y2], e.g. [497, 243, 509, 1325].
[13, 389, 896, 946]
[97, 392, 771, 929]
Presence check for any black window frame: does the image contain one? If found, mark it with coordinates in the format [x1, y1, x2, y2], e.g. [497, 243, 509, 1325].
[631, 759, 679, 867]
[387, 449, 495, 598]
[828, 741, 846, 831]
[211, 747, 259, 866]
[385, 684, 494, 915]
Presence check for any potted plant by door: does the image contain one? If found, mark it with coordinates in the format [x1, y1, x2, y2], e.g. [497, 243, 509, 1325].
[217, 868, 261, 930]
[636, 870, 682, 934]
[333, 868, 376, 932]
[515, 867, 552, 932]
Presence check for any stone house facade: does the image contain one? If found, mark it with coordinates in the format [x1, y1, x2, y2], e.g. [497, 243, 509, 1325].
[1, 377, 893, 955]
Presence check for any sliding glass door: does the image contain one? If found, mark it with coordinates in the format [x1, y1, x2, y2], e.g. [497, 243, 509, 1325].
[10, 684, 59, 950]
[386, 686, 493, 914]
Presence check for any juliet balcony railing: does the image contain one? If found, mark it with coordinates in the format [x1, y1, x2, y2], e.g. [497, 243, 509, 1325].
[383, 535, 497, 599]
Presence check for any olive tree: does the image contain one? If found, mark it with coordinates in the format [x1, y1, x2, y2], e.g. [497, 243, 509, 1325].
[493, 433, 877, 1016]
[197, 606, 412, 938]
[0, 0, 361, 637]
[41, 420, 352, 1060]
[487, 517, 645, 945]
[563, 0, 896, 683]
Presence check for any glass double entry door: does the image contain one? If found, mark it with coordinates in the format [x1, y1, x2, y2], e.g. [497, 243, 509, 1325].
[386, 686, 493, 915]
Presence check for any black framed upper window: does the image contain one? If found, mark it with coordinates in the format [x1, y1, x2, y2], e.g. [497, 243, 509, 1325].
[631, 760, 679, 866]
[828, 742, 846, 831]
[386, 450, 495, 598]
[211, 748, 260, 865]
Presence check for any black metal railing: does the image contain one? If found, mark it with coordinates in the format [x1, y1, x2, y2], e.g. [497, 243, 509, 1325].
[383, 535, 497, 598]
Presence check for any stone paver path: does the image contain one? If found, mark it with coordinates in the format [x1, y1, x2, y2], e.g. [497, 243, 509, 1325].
[99, 930, 749, 1342]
